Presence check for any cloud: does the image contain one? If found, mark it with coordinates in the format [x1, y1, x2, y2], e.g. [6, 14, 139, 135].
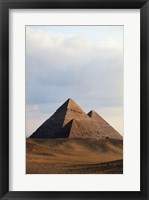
[26, 27, 123, 105]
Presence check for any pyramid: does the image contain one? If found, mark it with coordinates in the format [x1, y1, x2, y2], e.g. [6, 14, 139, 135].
[87, 110, 123, 140]
[67, 119, 106, 139]
[30, 98, 122, 140]
[30, 98, 90, 138]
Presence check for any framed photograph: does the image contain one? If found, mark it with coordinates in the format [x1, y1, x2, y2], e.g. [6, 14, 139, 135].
[0, 0, 149, 199]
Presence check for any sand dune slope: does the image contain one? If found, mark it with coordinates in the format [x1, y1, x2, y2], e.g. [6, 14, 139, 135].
[26, 138, 123, 174]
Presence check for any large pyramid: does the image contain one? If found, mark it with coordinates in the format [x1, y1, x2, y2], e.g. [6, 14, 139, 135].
[30, 98, 122, 140]
[30, 98, 90, 138]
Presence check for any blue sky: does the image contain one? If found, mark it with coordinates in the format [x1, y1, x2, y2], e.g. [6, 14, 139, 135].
[26, 25, 123, 137]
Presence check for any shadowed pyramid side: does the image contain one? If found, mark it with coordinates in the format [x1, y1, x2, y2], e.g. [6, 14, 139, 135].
[54, 120, 73, 138]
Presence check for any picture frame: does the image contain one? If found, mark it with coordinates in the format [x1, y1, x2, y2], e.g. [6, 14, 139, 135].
[0, 0, 149, 199]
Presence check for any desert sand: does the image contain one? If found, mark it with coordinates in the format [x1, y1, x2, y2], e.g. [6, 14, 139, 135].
[26, 138, 123, 174]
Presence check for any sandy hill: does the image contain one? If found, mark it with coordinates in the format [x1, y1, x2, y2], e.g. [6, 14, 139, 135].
[30, 98, 122, 140]
[26, 138, 123, 174]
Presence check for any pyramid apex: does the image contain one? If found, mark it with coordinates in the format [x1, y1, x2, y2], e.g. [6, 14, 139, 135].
[65, 98, 78, 107]
[67, 98, 73, 101]
[89, 110, 96, 113]
[56, 98, 84, 113]
[67, 98, 75, 103]
[88, 110, 98, 117]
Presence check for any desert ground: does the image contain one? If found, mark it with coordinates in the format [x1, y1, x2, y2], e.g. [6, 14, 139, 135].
[26, 138, 123, 174]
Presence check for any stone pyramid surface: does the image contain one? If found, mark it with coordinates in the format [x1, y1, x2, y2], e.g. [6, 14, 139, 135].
[30, 99, 122, 140]
[68, 119, 105, 139]
[87, 110, 123, 140]
[30, 98, 90, 138]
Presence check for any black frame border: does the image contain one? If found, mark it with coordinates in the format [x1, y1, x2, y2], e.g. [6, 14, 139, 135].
[0, 0, 149, 199]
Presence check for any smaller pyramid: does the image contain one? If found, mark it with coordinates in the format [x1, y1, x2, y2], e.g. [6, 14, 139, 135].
[87, 110, 122, 140]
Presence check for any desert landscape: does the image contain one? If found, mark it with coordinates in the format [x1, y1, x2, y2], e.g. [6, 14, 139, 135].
[26, 98, 123, 174]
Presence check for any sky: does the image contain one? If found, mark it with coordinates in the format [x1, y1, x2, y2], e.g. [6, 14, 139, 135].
[26, 25, 123, 138]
